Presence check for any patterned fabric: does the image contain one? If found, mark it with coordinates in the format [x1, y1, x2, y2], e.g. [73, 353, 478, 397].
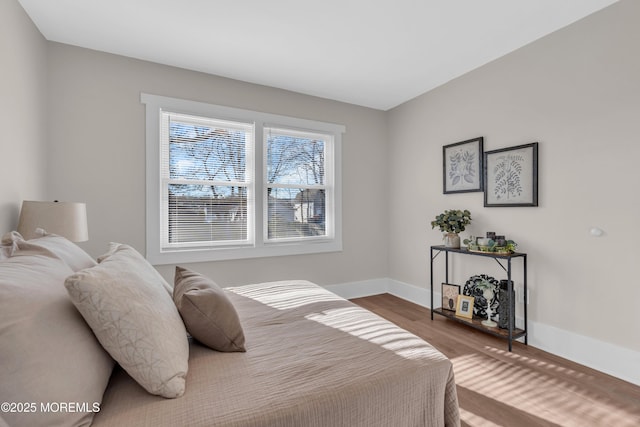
[65, 243, 189, 398]
[463, 274, 499, 319]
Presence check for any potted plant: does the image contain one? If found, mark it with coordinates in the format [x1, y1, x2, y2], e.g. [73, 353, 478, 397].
[493, 239, 518, 254]
[431, 209, 471, 248]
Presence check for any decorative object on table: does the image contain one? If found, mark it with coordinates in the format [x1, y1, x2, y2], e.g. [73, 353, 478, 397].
[495, 239, 518, 254]
[455, 295, 474, 319]
[442, 137, 484, 194]
[463, 236, 478, 251]
[476, 279, 498, 327]
[498, 280, 516, 329]
[441, 283, 461, 311]
[476, 237, 491, 246]
[486, 231, 496, 240]
[484, 142, 538, 207]
[17, 200, 89, 242]
[463, 235, 518, 254]
[463, 274, 499, 318]
[431, 209, 472, 249]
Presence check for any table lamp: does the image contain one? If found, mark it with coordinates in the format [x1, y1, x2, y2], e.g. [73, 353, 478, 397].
[17, 200, 88, 242]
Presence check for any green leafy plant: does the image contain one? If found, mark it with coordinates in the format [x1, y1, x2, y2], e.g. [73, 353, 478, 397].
[463, 236, 479, 250]
[431, 209, 472, 234]
[475, 278, 496, 291]
[495, 240, 518, 253]
[463, 236, 518, 253]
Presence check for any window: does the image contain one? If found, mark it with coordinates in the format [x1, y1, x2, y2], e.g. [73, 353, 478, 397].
[162, 112, 254, 249]
[142, 94, 344, 264]
[265, 127, 333, 242]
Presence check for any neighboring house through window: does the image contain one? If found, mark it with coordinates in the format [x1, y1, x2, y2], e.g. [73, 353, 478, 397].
[142, 94, 345, 264]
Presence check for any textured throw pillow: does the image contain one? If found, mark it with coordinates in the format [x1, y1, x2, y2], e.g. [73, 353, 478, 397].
[65, 243, 189, 398]
[173, 266, 246, 352]
[0, 244, 114, 427]
[97, 242, 173, 295]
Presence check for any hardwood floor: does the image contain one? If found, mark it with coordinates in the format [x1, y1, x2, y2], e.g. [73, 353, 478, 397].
[350, 293, 640, 427]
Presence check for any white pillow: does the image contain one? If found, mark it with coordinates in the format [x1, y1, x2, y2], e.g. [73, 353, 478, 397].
[65, 243, 189, 398]
[0, 243, 114, 427]
[98, 242, 173, 295]
[0, 231, 96, 271]
[19, 233, 96, 271]
[0, 231, 22, 259]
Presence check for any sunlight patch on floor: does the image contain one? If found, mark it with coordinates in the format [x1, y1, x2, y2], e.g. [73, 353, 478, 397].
[452, 349, 640, 427]
[484, 346, 587, 380]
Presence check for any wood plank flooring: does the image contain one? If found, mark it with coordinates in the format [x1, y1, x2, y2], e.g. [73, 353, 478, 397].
[350, 293, 640, 427]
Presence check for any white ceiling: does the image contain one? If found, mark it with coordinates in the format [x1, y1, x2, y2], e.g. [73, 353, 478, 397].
[19, 0, 618, 110]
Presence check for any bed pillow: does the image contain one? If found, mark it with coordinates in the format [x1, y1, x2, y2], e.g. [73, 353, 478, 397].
[0, 243, 114, 427]
[97, 242, 173, 295]
[1, 231, 22, 259]
[18, 233, 96, 271]
[173, 266, 246, 352]
[65, 243, 189, 398]
[1, 231, 96, 271]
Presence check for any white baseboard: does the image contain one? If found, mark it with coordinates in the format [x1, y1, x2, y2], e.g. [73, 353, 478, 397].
[323, 278, 640, 387]
[324, 278, 389, 300]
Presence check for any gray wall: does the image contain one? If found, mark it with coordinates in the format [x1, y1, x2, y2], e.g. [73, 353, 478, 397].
[45, 43, 389, 287]
[3, 0, 638, 368]
[387, 0, 640, 352]
[0, 0, 48, 231]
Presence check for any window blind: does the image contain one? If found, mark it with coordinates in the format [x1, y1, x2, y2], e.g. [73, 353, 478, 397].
[160, 111, 254, 249]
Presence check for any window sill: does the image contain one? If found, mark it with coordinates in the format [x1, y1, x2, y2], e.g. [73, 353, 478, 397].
[146, 239, 343, 265]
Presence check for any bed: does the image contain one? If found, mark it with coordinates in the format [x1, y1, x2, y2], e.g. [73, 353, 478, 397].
[0, 232, 460, 427]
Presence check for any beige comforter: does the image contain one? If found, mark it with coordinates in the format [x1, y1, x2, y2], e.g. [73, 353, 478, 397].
[92, 281, 460, 426]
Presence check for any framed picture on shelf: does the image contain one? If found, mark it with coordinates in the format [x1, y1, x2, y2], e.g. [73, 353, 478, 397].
[443, 137, 484, 194]
[484, 142, 538, 207]
[455, 295, 475, 319]
[441, 283, 461, 311]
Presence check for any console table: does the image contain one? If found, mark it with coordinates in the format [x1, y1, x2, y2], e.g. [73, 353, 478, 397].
[430, 245, 528, 351]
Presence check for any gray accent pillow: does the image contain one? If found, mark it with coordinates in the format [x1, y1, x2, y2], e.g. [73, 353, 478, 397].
[65, 243, 189, 398]
[173, 266, 246, 352]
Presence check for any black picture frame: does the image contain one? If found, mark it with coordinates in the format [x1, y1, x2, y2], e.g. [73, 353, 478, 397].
[484, 142, 538, 207]
[443, 137, 484, 194]
[441, 283, 461, 312]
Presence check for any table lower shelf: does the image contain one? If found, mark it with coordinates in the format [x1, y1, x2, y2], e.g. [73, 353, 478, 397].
[432, 307, 526, 341]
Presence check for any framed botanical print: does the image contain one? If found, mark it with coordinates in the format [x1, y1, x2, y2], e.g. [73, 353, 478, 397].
[441, 283, 460, 312]
[443, 137, 484, 194]
[484, 142, 538, 207]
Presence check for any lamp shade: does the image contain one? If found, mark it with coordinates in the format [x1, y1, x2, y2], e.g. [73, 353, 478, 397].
[17, 200, 89, 242]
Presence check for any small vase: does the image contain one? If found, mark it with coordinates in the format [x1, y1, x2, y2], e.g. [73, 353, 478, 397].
[444, 233, 460, 248]
[498, 280, 515, 329]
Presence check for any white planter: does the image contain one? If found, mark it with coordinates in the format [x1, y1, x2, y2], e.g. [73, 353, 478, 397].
[444, 233, 460, 248]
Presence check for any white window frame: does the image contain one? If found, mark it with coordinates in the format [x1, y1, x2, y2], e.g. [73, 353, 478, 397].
[142, 93, 344, 264]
